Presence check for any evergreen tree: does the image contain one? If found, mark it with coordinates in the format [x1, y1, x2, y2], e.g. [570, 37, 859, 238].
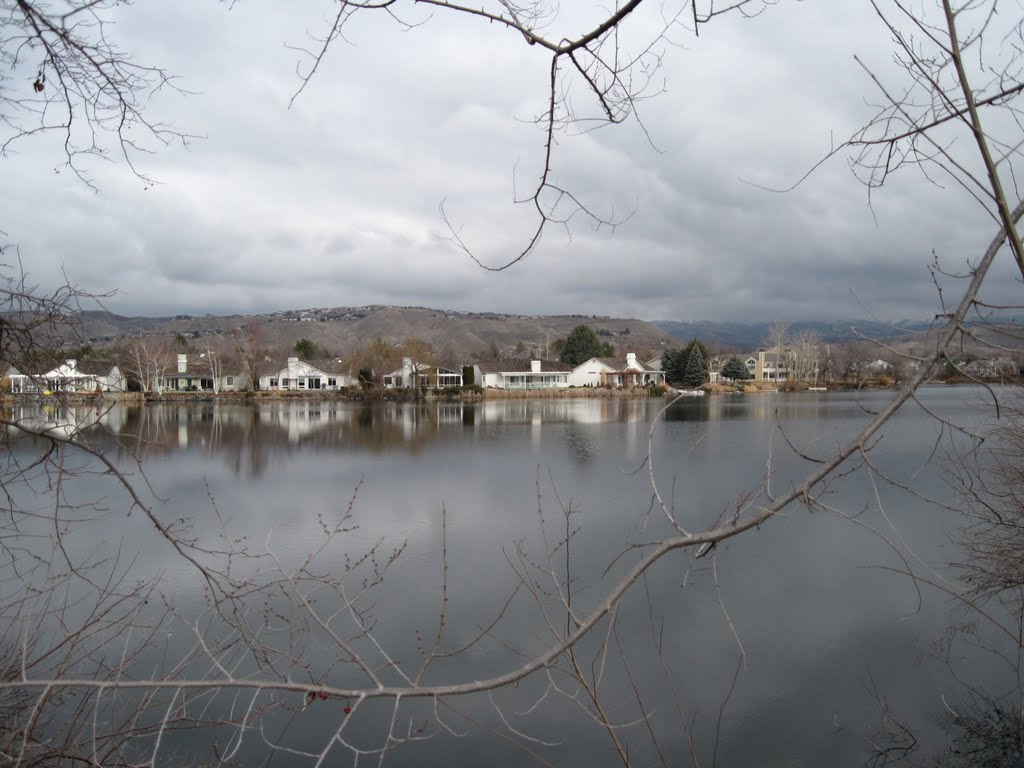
[663, 339, 710, 385]
[682, 338, 710, 381]
[560, 325, 603, 366]
[661, 348, 686, 384]
[681, 346, 707, 388]
[294, 338, 318, 359]
[721, 356, 751, 381]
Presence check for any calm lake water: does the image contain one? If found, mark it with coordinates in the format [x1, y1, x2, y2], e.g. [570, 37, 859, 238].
[7, 386, 1010, 766]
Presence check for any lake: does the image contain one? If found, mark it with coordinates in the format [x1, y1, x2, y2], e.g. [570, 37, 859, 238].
[3, 386, 1010, 766]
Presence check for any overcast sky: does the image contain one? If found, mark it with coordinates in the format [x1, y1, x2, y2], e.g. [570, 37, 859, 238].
[2, 0, 1020, 323]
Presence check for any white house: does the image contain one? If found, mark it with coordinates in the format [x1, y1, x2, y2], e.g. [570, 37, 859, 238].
[568, 353, 665, 388]
[474, 360, 570, 389]
[383, 358, 462, 389]
[6, 359, 126, 393]
[259, 357, 352, 391]
[5, 364, 37, 393]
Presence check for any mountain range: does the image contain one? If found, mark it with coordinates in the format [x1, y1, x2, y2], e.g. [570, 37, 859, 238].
[73, 306, 1018, 359]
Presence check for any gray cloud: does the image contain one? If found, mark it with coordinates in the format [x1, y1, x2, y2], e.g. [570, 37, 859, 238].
[1, 0, 1017, 324]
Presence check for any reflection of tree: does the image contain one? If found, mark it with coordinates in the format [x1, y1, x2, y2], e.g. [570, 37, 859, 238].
[662, 397, 711, 422]
[101, 400, 684, 473]
[104, 402, 470, 473]
[564, 425, 597, 463]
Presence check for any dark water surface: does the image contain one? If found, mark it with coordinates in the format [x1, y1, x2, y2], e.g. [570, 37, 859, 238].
[8, 387, 1006, 766]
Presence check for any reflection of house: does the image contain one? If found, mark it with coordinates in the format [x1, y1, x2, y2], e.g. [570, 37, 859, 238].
[259, 357, 352, 391]
[568, 353, 665, 387]
[6, 359, 126, 393]
[474, 360, 570, 389]
[383, 357, 462, 389]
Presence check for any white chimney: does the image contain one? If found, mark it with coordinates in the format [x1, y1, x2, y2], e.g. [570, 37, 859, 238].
[177, 353, 187, 373]
[531, 360, 541, 373]
[626, 352, 637, 368]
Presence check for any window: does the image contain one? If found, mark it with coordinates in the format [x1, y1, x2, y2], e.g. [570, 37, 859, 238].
[309, 378, 321, 389]
[328, 377, 337, 387]
[226, 376, 234, 386]
[281, 378, 289, 388]
[270, 378, 278, 387]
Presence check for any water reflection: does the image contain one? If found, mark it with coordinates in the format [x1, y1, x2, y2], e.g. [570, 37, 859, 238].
[6, 398, 679, 475]
[4, 393, 930, 481]
[3, 386, 1003, 766]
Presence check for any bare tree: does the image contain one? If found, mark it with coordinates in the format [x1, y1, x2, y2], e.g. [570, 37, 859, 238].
[122, 339, 173, 394]
[196, 342, 226, 394]
[2, 0, 1024, 765]
[287, 0, 773, 270]
[865, 389, 1024, 768]
[789, 329, 823, 384]
[231, 318, 270, 392]
[0, 0, 197, 186]
[351, 337, 400, 387]
[762, 318, 790, 383]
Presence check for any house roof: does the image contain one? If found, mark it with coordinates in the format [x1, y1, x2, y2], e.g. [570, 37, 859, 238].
[43, 359, 121, 379]
[76, 361, 119, 376]
[578, 356, 650, 373]
[309, 357, 349, 374]
[476, 359, 569, 374]
[498, 360, 571, 374]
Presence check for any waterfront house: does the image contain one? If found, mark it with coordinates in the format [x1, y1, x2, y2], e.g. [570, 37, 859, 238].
[259, 357, 352, 391]
[6, 359, 126, 393]
[743, 347, 790, 382]
[4, 364, 37, 393]
[568, 353, 665, 387]
[383, 357, 462, 389]
[162, 353, 217, 392]
[474, 359, 571, 389]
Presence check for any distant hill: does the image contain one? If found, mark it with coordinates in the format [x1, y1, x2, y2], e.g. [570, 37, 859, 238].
[652, 319, 943, 350]
[77, 306, 678, 359]
[72, 306, 1024, 362]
